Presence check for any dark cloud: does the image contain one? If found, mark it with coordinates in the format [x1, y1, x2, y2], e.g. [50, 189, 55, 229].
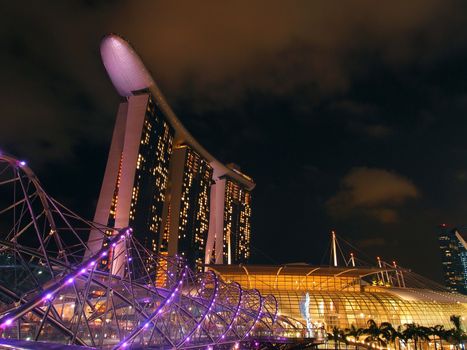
[110, 0, 467, 106]
[362, 125, 393, 138]
[357, 237, 387, 249]
[0, 2, 117, 163]
[327, 167, 419, 223]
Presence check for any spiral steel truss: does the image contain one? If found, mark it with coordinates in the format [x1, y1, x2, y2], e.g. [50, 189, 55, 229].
[0, 155, 297, 349]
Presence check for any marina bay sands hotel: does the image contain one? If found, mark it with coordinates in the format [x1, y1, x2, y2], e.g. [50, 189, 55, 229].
[87, 34, 254, 272]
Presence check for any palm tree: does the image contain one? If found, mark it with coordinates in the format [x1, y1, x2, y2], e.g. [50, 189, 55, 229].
[345, 324, 363, 349]
[399, 325, 410, 349]
[447, 315, 466, 350]
[430, 325, 447, 350]
[404, 324, 430, 350]
[362, 319, 386, 349]
[328, 326, 343, 350]
[401, 323, 417, 350]
[394, 325, 404, 350]
[416, 326, 431, 350]
[339, 328, 349, 350]
[450, 315, 463, 333]
[379, 322, 400, 350]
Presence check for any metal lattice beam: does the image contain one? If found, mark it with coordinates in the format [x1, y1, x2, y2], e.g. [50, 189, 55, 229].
[0, 154, 304, 349]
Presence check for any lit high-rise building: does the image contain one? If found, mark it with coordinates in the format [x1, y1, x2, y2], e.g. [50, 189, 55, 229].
[86, 34, 255, 273]
[222, 175, 252, 264]
[87, 92, 174, 273]
[205, 163, 254, 265]
[438, 225, 467, 294]
[162, 145, 213, 271]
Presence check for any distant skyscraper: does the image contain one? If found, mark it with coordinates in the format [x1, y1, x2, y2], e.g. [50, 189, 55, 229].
[87, 34, 255, 273]
[438, 225, 467, 294]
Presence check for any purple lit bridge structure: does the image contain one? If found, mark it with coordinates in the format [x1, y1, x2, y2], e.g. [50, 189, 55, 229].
[0, 155, 316, 349]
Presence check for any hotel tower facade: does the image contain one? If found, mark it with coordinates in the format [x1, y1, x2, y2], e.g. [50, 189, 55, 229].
[87, 34, 254, 273]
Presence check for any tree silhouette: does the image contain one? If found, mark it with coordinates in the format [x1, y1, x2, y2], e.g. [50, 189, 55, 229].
[344, 324, 364, 349]
[327, 326, 343, 350]
[379, 322, 400, 350]
[361, 319, 387, 348]
[338, 316, 465, 350]
[401, 323, 430, 350]
[430, 324, 449, 350]
[446, 315, 466, 350]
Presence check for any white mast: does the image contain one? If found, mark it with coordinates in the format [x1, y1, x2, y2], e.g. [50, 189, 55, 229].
[331, 230, 338, 267]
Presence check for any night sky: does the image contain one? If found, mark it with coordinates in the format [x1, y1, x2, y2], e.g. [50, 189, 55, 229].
[2, 1, 467, 282]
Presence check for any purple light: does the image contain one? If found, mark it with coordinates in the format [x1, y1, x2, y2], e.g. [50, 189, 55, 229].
[144, 323, 150, 328]
[121, 342, 128, 348]
[90, 261, 96, 266]
[1, 318, 13, 328]
[67, 277, 74, 284]
[19, 161, 26, 166]
[44, 293, 53, 300]
[101, 252, 107, 257]
[80, 268, 86, 274]
[112, 243, 117, 247]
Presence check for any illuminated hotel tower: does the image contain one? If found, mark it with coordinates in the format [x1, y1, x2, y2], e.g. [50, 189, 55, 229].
[87, 34, 255, 272]
[87, 92, 174, 273]
[162, 145, 213, 272]
[206, 170, 252, 265]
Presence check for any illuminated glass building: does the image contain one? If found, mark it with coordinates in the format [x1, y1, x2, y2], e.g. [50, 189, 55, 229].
[223, 174, 252, 264]
[87, 92, 174, 272]
[205, 166, 254, 266]
[162, 145, 213, 271]
[438, 225, 467, 294]
[86, 34, 255, 273]
[208, 264, 467, 332]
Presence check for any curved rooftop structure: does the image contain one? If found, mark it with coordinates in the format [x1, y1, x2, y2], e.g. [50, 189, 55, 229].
[208, 264, 467, 330]
[100, 34, 254, 189]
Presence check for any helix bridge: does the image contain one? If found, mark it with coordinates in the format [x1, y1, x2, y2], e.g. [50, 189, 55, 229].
[0, 155, 311, 349]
